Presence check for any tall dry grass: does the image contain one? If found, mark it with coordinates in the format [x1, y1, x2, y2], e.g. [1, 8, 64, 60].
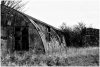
[1, 46, 99, 66]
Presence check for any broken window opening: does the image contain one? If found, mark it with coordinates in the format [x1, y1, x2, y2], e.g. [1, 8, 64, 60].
[46, 27, 51, 41]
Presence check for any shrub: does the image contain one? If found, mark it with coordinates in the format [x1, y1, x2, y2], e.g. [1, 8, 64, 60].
[60, 22, 99, 47]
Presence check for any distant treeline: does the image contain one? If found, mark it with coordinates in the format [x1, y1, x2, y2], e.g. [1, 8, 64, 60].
[60, 23, 99, 47]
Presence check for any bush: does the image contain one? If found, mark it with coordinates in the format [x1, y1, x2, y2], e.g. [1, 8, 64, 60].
[60, 22, 99, 47]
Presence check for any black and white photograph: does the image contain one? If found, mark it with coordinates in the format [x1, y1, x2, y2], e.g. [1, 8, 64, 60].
[1, 0, 100, 66]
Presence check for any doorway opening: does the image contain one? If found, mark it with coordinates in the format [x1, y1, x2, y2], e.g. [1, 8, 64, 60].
[14, 26, 29, 51]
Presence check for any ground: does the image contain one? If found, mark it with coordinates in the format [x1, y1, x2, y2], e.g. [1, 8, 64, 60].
[1, 46, 99, 66]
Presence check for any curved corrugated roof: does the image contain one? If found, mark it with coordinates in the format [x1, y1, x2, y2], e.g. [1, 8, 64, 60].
[23, 13, 62, 31]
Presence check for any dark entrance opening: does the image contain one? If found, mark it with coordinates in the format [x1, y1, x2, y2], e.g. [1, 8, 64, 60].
[14, 26, 29, 51]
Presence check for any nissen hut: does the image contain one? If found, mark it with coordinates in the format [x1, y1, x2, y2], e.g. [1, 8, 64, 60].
[1, 0, 66, 55]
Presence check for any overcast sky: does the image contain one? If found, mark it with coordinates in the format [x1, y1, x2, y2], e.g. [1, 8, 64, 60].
[23, 0, 99, 29]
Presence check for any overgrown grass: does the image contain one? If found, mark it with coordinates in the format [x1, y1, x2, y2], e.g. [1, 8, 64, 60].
[1, 46, 99, 66]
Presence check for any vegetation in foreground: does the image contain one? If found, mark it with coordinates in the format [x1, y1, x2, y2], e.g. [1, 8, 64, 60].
[1, 46, 99, 66]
